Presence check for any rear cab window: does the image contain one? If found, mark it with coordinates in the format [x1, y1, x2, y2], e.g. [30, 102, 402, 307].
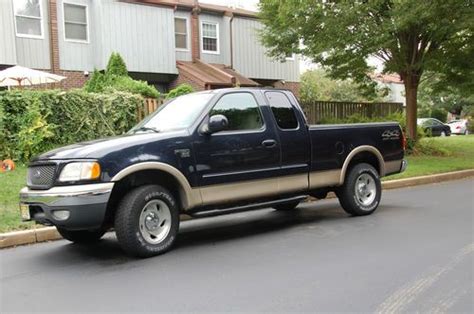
[265, 91, 299, 130]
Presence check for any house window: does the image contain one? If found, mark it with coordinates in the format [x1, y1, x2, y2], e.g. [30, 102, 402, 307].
[201, 22, 219, 54]
[175, 18, 188, 50]
[13, 0, 43, 38]
[64, 3, 88, 42]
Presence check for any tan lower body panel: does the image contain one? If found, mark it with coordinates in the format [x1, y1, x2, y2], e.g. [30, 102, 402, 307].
[309, 169, 342, 189]
[385, 160, 403, 174]
[198, 170, 344, 206]
[199, 174, 309, 206]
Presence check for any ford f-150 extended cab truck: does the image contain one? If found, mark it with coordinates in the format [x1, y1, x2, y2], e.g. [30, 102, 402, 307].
[20, 88, 407, 257]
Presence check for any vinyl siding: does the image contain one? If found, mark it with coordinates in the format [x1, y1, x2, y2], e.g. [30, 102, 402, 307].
[58, 0, 177, 74]
[199, 13, 230, 65]
[0, 0, 16, 65]
[232, 17, 300, 82]
[14, 0, 51, 69]
[97, 0, 177, 74]
[57, 0, 94, 71]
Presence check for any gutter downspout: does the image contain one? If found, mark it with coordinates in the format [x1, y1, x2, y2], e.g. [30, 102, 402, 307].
[229, 13, 234, 70]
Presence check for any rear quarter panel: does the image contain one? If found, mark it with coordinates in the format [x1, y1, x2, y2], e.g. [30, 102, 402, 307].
[309, 123, 404, 172]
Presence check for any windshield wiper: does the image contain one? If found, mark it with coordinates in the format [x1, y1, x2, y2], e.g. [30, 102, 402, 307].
[133, 127, 160, 134]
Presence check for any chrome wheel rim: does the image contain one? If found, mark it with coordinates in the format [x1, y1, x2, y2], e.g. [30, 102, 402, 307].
[441, 131, 446, 137]
[139, 200, 172, 244]
[354, 173, 377, 207]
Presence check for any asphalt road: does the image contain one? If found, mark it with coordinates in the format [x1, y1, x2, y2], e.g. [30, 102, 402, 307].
[1, 179, 473, 313]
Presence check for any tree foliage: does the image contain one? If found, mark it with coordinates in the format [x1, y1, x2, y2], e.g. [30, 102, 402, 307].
[106, 52, 129, 77]
[84, 53, 160, 98]
[166, 84, 194, 99]
[300, 69, 387, 103]
[259, 0, 474, 139]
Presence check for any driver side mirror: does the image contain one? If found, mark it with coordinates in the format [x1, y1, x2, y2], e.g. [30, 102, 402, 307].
[201, 114, 229, 135]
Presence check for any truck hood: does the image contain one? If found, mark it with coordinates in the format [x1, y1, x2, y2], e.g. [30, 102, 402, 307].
[32, 130, 188, 161]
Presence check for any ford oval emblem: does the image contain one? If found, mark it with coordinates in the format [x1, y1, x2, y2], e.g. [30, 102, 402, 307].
[33, 170, 41, 178]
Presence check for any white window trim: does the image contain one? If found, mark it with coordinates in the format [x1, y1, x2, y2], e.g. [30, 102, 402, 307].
[175, 16, 190, 52]
[285, 54, 296, 61]
[63, 1, 90, 44]
[200, 21, 220, 55]
[13, 0, 44, 39]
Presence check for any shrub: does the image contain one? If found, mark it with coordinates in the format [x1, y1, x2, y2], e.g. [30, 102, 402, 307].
[83, 69, 108, 93]
[166, 84, 194, 99]
[0, 90, 143, 162]
[83, 53, 160, 99]
[106, 52, 129, 77]
[105, 76, 160, 99]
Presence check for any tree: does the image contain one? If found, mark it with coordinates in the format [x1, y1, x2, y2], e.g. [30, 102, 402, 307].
[84, 53, 159, 98]
[259, 0, 474, 139]
[300, 69, 387, 103]
[106, 52, 129, 77]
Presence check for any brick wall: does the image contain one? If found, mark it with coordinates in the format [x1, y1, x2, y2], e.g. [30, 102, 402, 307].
[169, 71, 205, 91]
[273, 81, 301, 99]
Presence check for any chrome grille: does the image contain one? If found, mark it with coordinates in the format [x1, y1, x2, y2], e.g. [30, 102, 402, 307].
[27, 165, 56, 188]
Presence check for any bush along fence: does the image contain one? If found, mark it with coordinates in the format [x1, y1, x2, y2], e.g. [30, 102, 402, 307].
[0, 90, 143, 163]
[302, 101, 404, 124]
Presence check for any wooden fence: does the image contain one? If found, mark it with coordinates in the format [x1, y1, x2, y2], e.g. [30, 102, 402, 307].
[302, 101, 403, 124]
[137, 97, 165, 122]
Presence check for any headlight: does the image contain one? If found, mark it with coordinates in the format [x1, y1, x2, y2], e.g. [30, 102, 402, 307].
[59, 162, 101, 182]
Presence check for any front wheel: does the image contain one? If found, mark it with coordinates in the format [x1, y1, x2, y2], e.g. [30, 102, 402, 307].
[57, 227, 106, 243]
[336, 163, 381, 216]
[114, 185, 180, 258]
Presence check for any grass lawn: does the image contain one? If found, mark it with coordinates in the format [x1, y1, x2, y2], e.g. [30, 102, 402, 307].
[386, 135, 474, 180]
[1, 135, 473, 233]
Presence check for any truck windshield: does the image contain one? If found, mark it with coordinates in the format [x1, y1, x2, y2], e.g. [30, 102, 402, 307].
[130, 92, 215, 133]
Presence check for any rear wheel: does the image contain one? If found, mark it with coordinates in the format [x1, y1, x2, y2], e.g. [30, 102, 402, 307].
[440, 131, 447, 137]
[114, 185, 180, 258]
[336, 163, 381, 216]
[57, 227, 106, 243]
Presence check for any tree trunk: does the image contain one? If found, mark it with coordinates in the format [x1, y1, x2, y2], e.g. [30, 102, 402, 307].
[404, 76, 419, 140]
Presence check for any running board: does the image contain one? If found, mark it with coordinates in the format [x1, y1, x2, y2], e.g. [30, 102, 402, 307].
[189, 195, 308, 219]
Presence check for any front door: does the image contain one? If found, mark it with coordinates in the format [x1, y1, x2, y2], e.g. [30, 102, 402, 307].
[193, 91, 280, 205]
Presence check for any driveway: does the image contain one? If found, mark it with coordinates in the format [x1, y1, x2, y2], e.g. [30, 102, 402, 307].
[1, 179, 473, 313]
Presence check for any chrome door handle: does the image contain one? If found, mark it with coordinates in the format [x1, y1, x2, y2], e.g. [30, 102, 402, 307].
[262, 139, 277, 148]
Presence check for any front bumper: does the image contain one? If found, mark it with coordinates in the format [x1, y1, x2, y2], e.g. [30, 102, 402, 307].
[19, 183, 114, 230]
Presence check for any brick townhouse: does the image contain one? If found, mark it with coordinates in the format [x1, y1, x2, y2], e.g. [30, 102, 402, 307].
[0, 0, 300, 95]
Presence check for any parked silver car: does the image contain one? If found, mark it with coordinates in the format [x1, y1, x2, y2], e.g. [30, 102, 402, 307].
[448, 119, 469, 135]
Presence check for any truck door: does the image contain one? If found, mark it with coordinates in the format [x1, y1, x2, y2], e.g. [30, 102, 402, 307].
[264, 91, 311, 179]
[193, 91, 280, 204]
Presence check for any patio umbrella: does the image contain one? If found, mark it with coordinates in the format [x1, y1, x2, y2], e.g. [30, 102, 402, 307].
[0, 65, 66, 88]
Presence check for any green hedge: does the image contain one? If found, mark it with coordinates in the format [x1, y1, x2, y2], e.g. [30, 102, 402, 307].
[0, 90, 143, 163]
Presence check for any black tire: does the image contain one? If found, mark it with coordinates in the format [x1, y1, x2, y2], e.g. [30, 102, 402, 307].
[114, 185, 180, 258]
[336, 163, 381, 216]
[57, 227, 106, 243]
[273, 201, 300, 211]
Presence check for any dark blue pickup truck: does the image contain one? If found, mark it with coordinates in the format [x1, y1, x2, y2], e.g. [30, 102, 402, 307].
[20, 88, 406, 257]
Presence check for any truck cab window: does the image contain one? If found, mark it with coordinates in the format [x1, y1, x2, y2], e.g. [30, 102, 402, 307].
[210, 93, 263, 131]
[265, 91, 298, 129]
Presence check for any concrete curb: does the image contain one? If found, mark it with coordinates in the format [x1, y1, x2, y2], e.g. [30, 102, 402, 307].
[1, 169, 473, 249]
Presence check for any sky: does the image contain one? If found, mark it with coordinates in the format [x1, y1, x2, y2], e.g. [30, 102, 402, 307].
[200, 0, 259, 11]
